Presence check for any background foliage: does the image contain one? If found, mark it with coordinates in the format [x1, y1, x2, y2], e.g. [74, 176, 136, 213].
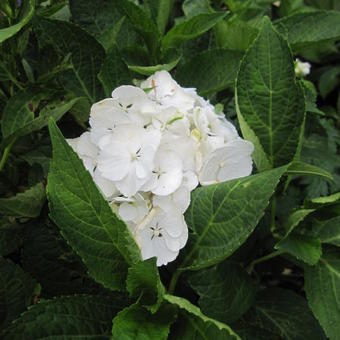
[0, 0, 340, 338]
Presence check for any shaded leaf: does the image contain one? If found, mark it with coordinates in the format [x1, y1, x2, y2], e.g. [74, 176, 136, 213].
[188, 261, 257, 323]
[0, 183, 45, 218]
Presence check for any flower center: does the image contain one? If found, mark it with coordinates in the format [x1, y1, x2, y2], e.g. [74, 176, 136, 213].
[150, 223, 163, 240]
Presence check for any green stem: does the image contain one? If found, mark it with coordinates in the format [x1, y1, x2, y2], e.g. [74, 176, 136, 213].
[0, 141, 14, 171]
[168, 269, 182, 294]
[247, 250, 284, 274]
[270, 195, 277, 235]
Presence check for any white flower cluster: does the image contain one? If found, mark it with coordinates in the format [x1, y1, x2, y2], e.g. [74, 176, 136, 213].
[68, 71, 253, 266]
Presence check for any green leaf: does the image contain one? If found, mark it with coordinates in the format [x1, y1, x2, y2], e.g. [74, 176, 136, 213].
[235, 17, 305, 170]
[311, 217, 340, 247]
[175, 49, 243, 95]
[304, 247, 340, 340]
[310, 192, 340, 205]
[180, 166, 287, 270]
[214, 19, 258, 52]
[117, 0, 160, 56]
[22, 221, 111, 297]
[235, 288, 325, 340]
[182, 0, 213, 18]
[126, 258, 165, 313]
[275, 10, 340, 52]
[0, 257, 36, 328]
[276, 233, 322, 265]
[162, 12, 227, 50]
[164, 294, 240, 339]
[144, 0, 173, 35]
[1, 295, 120, 339]
[33, 17, 105, 103]
[112, 303, 177, 340]
[282, 208, 316, 237]
[0, 0, 35, 43]
[126, 54, 181, 76]
[0, 182, 45, 218]
[1, 89, 45, 139]
[287, 161, 333, 181]
[47, 119, 141, 291]
[98, 46, 133, 97]
[1, 98, 79, 149]
[188, 261, 257, 323]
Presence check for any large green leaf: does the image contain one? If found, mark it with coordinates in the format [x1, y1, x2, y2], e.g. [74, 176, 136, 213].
[0, 0, 35, 43]
[98, 46, 133, 97]
[1, 98, 79, 149]
[33, 17, 105, 103]
[47, 119, 141, 291]
[235, 17, 305, 170]
[175, 49, 243, 95]
[165, 294, 239, 339]
[0, 182, 45, 218]
[235, 288, 325, 340]
[126, 258, 165, 313]
[0, 257, 36, 328]
[188, 261, 257, 323]
[275, 10, 340, 52]
[305, 247, 340, 340]
[162, 12, 227, 50]
[1, 295, 121, 339]
[287, 161, 333, 181]
[112, 303, 177, 340]
[179, 166, 287, 271]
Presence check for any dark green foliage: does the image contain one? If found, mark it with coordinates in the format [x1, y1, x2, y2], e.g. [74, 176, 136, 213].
[0, 1, 339, 338]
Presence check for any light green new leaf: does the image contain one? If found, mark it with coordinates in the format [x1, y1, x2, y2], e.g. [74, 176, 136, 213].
[1, 98, 79, 149]
[175, 49, 243, 95]
[287, 161, 333, 181]
[0, 183, 45, 218]
[311, 216, 340, 247]
[180, 166, 287, 270]
[145, 0, 173, 35]
[33, 17, 105, 103]
[0, 257, 36, 328]
[162, 12, 227, 49]
[47, 119, 141, 291]
[235, 288, 325, 340]
[305, 247, 340, 340]
[126, 258, 165, 313]
[276, 233, 322, 265]
[0, 0, 35, 43]
[275, 10, 340, 52]
[165, 294, 240, 339]
[310, 192, 340, 205]
[98, 46, 133, 97]
[127, 54, 181, 76]
[1, 295, 119, 339]
[112, 303, 177, 340]
[236, 17, 305, 171]
[188, 262, 257, 323]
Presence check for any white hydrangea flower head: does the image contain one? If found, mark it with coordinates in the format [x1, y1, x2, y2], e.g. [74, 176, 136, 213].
[294, 58, 311, 77]
[67, 70, 254, 266]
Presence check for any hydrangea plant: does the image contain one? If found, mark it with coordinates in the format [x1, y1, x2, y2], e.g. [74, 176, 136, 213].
[1, 1, 340, 339]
